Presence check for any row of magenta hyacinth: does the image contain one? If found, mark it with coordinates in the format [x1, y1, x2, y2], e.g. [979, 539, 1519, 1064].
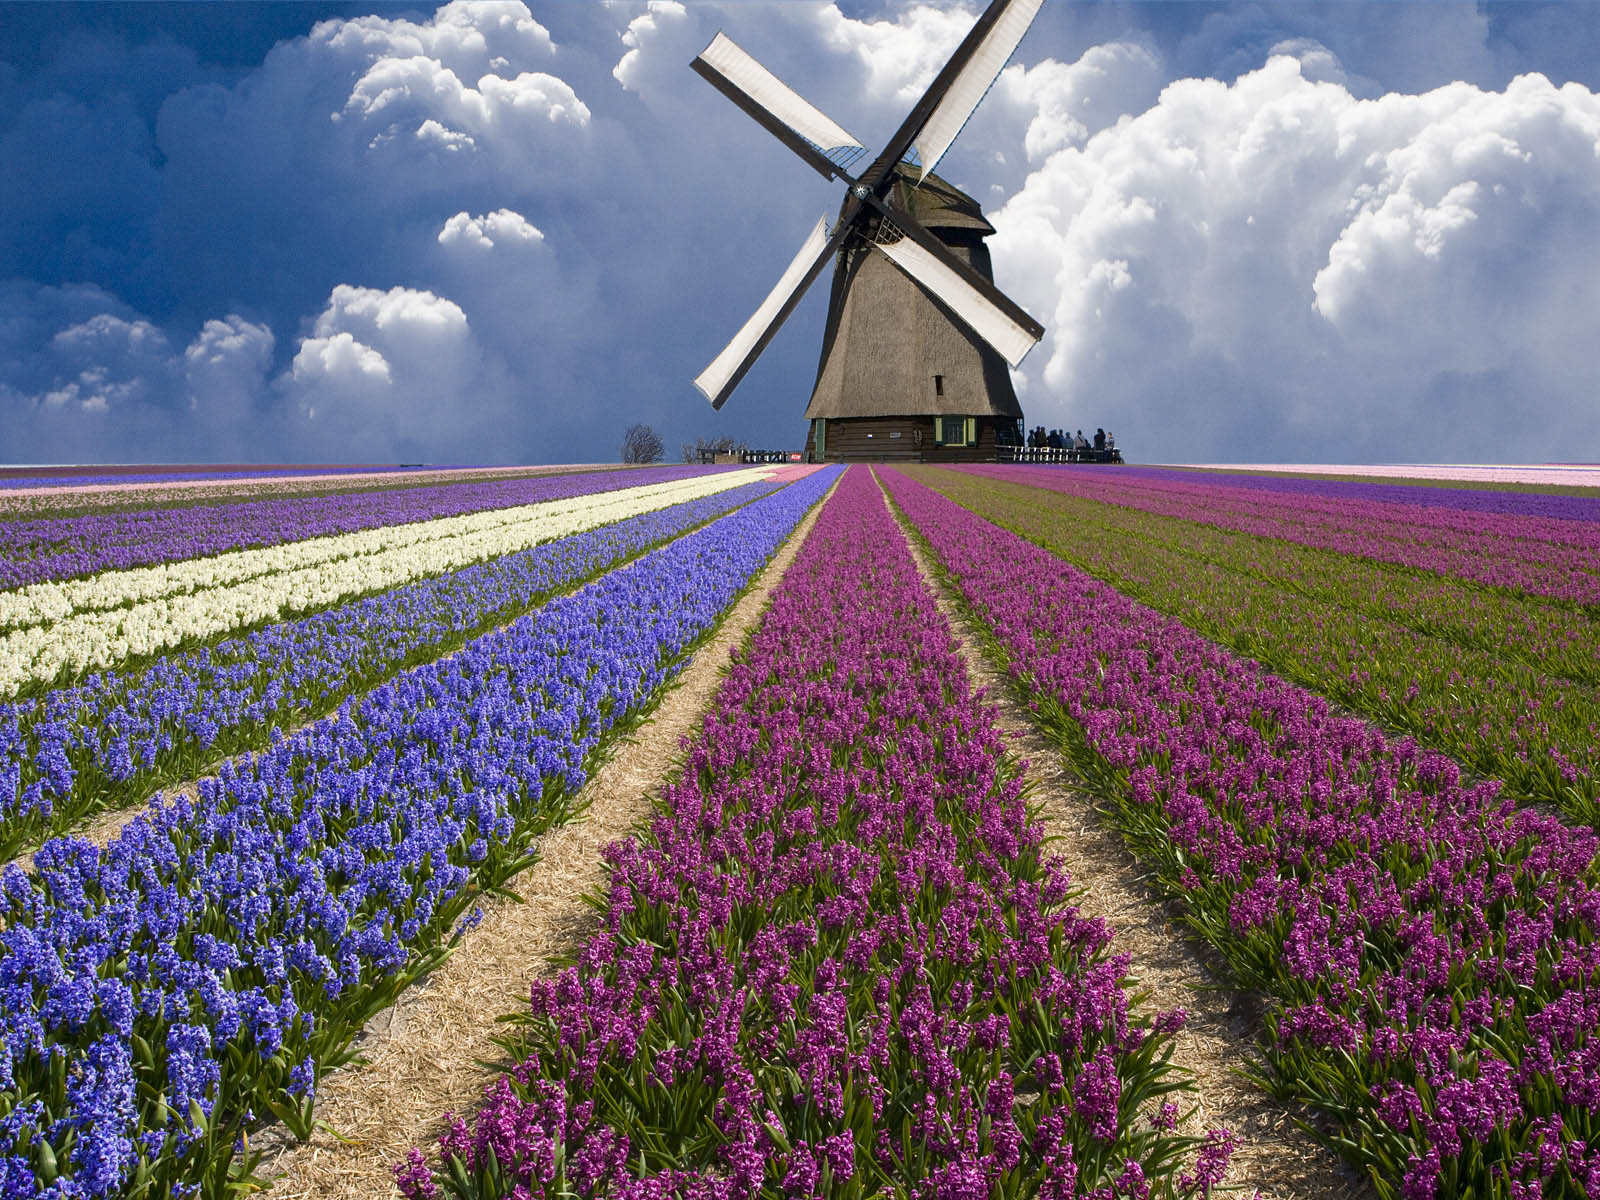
[912, 467, 1600, 824]
[0, 466, 839, 1200]
[998, 480, 1600, 690]
[999, 462, 1600, 563]
[958, 465, 1600, 607]
[0, 464, 725, 590]
[881, 468, 1600, 1200]
[945, 467, 1600, 694]
[1118, 466, 1600, 524]
[0, 479, 782, 862]
[395, 467, 1232, 1200]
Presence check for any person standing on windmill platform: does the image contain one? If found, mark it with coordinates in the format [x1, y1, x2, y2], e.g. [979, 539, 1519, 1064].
[690, 0, 1047, 464]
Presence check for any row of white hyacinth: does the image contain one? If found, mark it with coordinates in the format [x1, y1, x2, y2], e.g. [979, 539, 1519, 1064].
[2, 473, 764, 631]
[0, 470, 779, 695]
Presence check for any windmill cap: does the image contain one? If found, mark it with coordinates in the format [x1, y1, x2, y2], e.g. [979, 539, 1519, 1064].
[839, 166, 997, 236]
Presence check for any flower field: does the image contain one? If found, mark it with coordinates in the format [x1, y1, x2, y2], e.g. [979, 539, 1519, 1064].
[909, 465, 1600, 823]
[0, 477, 786, 859]
[0, 470, 773, 696]
[882, 465, 1600, 1198]
[0, 464, 833, 1196]
[0, 465, 712, 591]
[395, 466, 1224, 1199]
[2, 459, 1597, 1199]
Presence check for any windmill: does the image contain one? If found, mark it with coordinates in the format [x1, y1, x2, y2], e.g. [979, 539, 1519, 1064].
[691, 0, 1046, 463]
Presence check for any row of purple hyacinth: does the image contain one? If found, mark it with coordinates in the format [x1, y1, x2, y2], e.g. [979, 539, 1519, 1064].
[0, 464, 721, 589]
[396, 467, 1233, 1200]
[1126, 466, 1600, 524]
[0, 465, 442, 490]
[907, 466, 1600, 823]
[958, 465, 1600, 607]
[0, 467, 839, 1199]
[882, 467, 1600, 1200]
[1126, 467, 1600, 524]
[0, 478, 782, 862]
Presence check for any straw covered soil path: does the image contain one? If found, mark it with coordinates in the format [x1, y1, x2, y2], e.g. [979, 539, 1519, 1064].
[872, 467, 1371, 1200]
[257, 476, 837, 1198]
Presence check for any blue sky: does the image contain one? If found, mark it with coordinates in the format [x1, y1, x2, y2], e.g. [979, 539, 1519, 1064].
[3, 1, 1599, 465]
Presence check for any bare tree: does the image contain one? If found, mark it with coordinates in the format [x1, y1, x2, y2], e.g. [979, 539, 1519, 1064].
[620, 423, 665, 464]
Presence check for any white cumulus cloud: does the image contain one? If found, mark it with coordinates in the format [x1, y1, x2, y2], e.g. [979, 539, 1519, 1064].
[437, 207, 545, 251]
[282, 284, 516, 460]
[992, 56, 1600, 462]
[0, 283, 278, 457]
[995, 41, 1165, 163]
[813, 3, 972, 106]
[184, 315, 274, 430]
[613, 1, 691, 97]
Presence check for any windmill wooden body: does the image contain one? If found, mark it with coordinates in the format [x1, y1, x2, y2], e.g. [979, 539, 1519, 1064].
[691, 0, 1046, 462]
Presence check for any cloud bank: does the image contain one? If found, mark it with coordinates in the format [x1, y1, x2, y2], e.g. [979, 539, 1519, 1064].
[994, 53, 1600, 461]
[3, 1, 1600, 464]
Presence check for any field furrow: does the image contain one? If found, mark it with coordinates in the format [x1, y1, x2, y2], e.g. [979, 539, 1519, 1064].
[0, 467, 838, 1198]
[873, 469, 1368, 1200]
[397, 466, 1233, 1198]
[256, 464, 839, 1199]
[882, 466, 1600, 1199]
[908, 466, 1600, 822]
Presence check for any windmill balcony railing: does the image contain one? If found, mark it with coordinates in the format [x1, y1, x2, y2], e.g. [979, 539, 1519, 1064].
[998, 445, 1124, 465]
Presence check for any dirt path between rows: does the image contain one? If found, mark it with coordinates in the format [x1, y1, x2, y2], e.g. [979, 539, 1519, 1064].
[257, 481, 834, 1198]
[874, 468, 1369, 1200]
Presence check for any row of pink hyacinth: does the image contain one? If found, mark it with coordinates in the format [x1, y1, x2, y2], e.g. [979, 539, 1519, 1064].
[396, 466, 1233, 1199]
[953, 465, 1600, 607]
[880, 468, 1600, 1200]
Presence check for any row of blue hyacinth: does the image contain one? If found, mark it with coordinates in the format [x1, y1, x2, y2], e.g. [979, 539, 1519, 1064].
[0, 478, 783, 862]
[0, 466, 839, 1199]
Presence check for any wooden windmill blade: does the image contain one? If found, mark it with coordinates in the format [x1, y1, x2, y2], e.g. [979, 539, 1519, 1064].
[691, 34, 867, 183]
[858, 191, 1042, 366]
[854, 0, 1046, 191]
[694, 216, 850, 409]
[907, 0, 1046, 184]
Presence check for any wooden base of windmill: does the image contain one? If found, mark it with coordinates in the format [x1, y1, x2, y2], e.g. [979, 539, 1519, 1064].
[801, 173, 1025, 465]
[805, 414, 1018, 463]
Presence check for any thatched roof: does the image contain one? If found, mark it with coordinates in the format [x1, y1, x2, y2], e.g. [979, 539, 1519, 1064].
[889, 168, 996, 235]
[804, 168, 1021, 422]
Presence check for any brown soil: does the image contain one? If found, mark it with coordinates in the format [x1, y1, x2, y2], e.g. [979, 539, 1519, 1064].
[256, 480, 835, 1198]
[873, 468, 1371, 1200]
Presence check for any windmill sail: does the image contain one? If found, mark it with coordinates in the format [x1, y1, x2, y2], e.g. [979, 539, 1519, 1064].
[910, 0, 1044, 182]
[695, 216, 839, 408]
[871, 234, 1039, 367]
[693, 34, 866, 180]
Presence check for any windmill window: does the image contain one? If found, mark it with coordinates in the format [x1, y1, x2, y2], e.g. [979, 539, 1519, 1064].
[935, 416, 975, 446]
[933, 374, 944, 397]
